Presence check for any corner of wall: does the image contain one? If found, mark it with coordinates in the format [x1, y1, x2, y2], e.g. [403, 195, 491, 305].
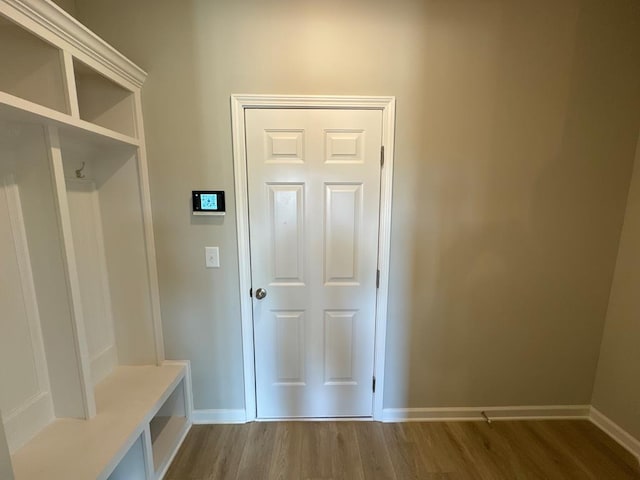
[0, 414, 15, 480]
[589, 128, 640, 444]
[588, 158, 636, 406]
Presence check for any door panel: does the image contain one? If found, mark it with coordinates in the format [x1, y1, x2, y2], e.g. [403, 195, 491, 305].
[246, 108, 382, 418]
[324, 183, 362, 284]
[268, 184, 304, 284]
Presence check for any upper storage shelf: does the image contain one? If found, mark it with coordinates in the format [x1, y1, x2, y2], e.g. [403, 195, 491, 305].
[0, 16, 68, 114]
[74, 59, 137, 137]
[0, 0, 147, 145]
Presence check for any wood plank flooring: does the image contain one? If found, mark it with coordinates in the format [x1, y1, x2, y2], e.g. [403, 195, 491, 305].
[165, 420, 640, 480]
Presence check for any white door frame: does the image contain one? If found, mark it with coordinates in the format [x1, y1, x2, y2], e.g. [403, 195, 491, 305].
[231, 94, 395, 421]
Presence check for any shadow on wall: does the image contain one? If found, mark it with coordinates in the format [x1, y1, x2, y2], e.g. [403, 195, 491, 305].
[393, 0, 640, 409]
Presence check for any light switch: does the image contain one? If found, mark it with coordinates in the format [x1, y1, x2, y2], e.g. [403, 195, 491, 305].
[205, 246, 220, 268]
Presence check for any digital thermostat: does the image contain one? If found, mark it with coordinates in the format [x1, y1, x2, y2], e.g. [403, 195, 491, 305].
[192, 190, 225, 216]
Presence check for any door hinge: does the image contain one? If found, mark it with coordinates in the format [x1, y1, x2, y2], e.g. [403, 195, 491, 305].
[376, 269, 380, 288]
[249, 288, 253, 298]
[372, 376, 376, 393]
[380, 145, 385, 168]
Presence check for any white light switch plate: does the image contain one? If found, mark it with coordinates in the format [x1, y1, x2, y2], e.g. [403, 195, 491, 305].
[205, 246, 220, 268]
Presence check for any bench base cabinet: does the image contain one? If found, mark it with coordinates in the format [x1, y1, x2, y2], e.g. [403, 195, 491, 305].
[0, 1, 192, 478]
[11, 364, 192, 480]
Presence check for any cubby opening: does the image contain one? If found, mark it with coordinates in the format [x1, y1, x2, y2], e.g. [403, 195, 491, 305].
[150, 379, 188, 473]
[0, 123, 87, 453]
[59, 138, 157, 387]
[0, 16, 68, 113]
[107, 433, 147, 480]
[73, 59, 137, 137]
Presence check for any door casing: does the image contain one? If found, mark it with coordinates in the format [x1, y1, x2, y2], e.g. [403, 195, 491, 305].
[231, 95, 396, 421]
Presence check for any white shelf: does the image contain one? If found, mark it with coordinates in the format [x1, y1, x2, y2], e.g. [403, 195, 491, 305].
[74, 59, 137, 138]
[0, 91, 140, 150]
[10, 365, 188, 480]
[151, 415, 188, 473]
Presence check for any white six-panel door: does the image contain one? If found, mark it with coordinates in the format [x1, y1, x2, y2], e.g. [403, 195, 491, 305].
[246, 108, 383, 418]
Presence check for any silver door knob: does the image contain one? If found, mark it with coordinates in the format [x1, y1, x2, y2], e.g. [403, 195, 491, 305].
[255, 288, 267, 300]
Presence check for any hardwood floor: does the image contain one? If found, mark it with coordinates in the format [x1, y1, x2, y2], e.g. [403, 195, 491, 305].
[165, 420, 640, 480]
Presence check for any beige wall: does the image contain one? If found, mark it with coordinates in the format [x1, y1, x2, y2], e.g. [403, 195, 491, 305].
[592, 133, 640, 441]
[75, 0, 640, 410]
[52, 0, 76, 17]
[0, 415, 13, 480]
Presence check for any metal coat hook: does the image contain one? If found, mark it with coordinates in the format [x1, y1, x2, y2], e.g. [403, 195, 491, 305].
[75, 161, 86, 179]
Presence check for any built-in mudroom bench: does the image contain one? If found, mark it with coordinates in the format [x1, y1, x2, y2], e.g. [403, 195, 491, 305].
[0, 1, 192, 478]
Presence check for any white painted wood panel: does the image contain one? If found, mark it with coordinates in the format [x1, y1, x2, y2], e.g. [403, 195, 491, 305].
[0, 178, 41, 413]
[66, 178, 117, 385]
[324, 184, 362, 284]
[265, 130, 305, 163]
[0, 174, 53, 452]
[274, 311, 305, 385]
[94, 153, 156, 366]
[325, 130, 364, 163]
[247, 108, 382, 418]
[268, 184, 304, 284]
[324, 311, 357, 385]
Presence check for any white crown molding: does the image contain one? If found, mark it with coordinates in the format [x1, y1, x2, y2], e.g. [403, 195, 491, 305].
[1, 0, 147, 87]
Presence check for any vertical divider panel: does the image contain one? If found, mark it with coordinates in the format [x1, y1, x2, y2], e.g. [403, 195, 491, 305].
[142, 425, 154, 480]
[133, 91, 164, 365]
[60, 51, 80, 118]
[45, 125, 96, 419]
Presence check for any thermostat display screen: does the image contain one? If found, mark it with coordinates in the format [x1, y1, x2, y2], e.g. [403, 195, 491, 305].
[201, 193, 218, 210]
[192, 190, 225, 215]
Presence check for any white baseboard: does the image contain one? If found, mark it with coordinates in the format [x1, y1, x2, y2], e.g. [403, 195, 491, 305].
[381, 405, 591, 423]
[192, 409, 247, 424]
[189, 404, 639, 463]
[90, 345, 118, 386]
[3, 392, 54, 453]
[590, 407, 640, 461]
